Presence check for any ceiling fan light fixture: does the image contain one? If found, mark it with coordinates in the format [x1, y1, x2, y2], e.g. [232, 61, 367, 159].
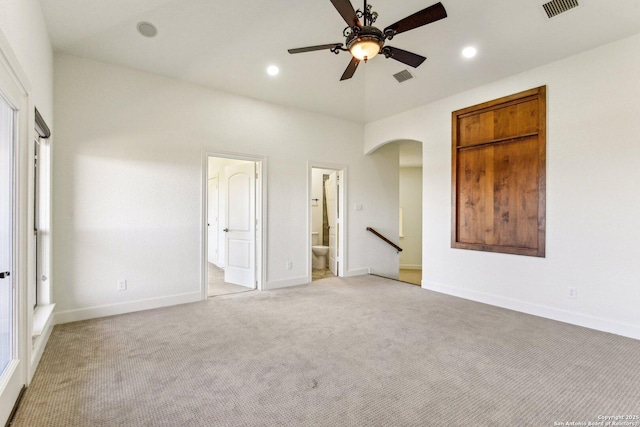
[349, 38, 383, 61]
[346, 26, 384, 62]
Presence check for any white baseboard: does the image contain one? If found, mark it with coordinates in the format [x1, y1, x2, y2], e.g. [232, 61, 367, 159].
[54, 292, 202, 325]
[266, 275, 309, 290]
[344, 268, 370, 277]
[422, 280, 640, 341]
[400, 264, 422, 270]
[266, 269, 371, 289]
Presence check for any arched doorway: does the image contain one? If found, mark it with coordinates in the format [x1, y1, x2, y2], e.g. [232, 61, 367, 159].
[366, 138, 423, 286]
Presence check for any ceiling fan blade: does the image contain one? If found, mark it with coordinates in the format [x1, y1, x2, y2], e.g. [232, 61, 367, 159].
[288, 43, 344, 54]
[383, 2, 447, 37]
[330, 0, 361, 27]
[340, 56, 360, 81]
[383, 47, 427, 68]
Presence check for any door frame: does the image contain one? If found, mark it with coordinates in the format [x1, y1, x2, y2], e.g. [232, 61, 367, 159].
[207, 174, 220, 267]
[307, 163, 347, 282]
[201, 151, 267, 299]
[0, 31, 33, 425]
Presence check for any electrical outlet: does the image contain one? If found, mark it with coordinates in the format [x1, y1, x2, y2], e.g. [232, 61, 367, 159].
[286, 261, 293, 271]
[118, 280, 127, 291]
[568, 287, 577, 299]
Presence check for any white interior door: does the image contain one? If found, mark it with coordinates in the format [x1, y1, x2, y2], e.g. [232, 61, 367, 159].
[223, 163, 255, 288]
[326, 171, 338, 275]
[0, 89, 23, 425]
[207, 176, 219, 265]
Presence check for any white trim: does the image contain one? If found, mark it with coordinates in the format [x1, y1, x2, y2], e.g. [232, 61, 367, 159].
[54, 292, 201, 324]
[399, 264, 422, 270]
[0, 31, 32, 95]
[0, 360, 19, 398]
[30, 308, 54, 380]
[344, 268, 370, 277]
[266, 276, 309, 290]
[32, 303, 54, 337]
[422, 280, 640, 341]
[0, 27, 33, 424]
[201, 150, 267, 298]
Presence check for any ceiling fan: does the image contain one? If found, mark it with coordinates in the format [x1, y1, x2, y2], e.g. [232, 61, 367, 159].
[288, 0, 447, 81]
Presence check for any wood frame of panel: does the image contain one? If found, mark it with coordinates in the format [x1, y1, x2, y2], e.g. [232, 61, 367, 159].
[451, 86, 546, 257]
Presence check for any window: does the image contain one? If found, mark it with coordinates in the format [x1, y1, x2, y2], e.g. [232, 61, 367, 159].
[32, 109, 53, 341]
[33, 136, 40, 309]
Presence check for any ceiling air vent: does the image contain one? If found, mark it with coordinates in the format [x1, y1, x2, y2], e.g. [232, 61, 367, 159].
[393, 70, 414, 83]
[542, 0, 579, 19]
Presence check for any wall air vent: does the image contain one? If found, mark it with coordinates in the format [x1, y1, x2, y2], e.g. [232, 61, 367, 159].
[393, 70, 414, 83]
[541, 0, 579, 19]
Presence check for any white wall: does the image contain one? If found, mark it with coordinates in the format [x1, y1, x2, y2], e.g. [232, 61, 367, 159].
[362, 143, 400, 279]
[0, 0, 53, 122]
[365, 33, 640, 339]
[399, 167, 422, 269]
[53, 54, 399, 319]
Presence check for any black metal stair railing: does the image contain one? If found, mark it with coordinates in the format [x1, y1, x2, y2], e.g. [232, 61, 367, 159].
[366, 227, 402, 253]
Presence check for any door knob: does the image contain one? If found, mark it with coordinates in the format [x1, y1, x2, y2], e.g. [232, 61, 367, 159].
[223, 228, 229, 232]
[0, 272, 10, 279]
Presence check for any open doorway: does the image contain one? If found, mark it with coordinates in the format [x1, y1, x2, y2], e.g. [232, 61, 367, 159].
[309, 166, 345, 282]
[398, 141, 422, 286]
[205, 155, 262, 297]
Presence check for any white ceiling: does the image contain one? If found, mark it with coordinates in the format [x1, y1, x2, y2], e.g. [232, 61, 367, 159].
[40, 0, 640, 122]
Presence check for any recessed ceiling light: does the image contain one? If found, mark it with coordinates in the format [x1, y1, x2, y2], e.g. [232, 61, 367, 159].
[267, 65, 280, 76]
[462, 46, 477, 59]
[137, 22, 158, 38]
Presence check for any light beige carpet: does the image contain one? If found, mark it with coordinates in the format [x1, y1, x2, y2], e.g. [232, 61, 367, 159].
[12, 275, 640, 426]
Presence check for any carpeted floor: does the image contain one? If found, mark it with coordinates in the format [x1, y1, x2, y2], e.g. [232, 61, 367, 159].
[12, 275, 640, 426]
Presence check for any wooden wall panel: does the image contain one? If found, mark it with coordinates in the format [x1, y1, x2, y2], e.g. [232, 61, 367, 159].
[458, 112, 495, 147]
[456, 147, 495, 245]
[492, 138, 539, 249]
[452, 87, 546, 257]
[516, 100, 539, 135]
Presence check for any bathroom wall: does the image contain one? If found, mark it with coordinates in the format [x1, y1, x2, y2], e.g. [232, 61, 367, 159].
[311, 168, 334, 246]
[399, 167, 422, 269]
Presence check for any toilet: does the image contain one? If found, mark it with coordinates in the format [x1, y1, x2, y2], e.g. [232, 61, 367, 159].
[311, 232, 329, 270]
